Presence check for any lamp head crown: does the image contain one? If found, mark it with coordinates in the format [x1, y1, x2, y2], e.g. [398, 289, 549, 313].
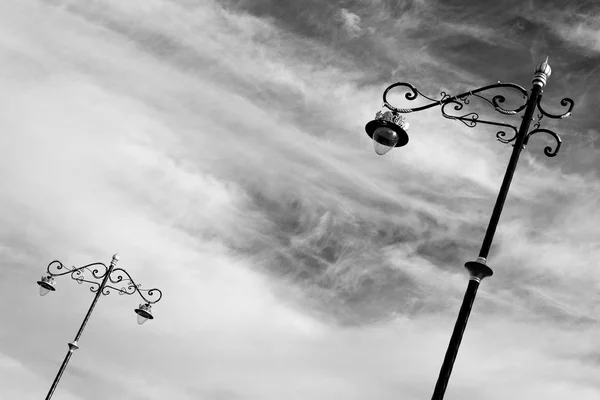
[376, 110, 410, 131]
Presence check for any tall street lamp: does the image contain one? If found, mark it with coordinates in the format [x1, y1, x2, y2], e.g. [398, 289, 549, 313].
[365, 58, 574, 400]
[36, 253, 163, 400]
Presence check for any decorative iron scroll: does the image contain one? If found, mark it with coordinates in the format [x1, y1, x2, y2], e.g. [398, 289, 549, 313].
[440, 98, 519, 144]
[45, 260, 162, 304]
[533, 113, 543, 130]
[105, 267, 162, 304]
[536, 94, 574, 119]
[381, 81, 529, 145]
[380, 81, 574, 157]
[382, 81, 529, 114]
[47, 261, 107, 293]
[523, 128, 562, 157]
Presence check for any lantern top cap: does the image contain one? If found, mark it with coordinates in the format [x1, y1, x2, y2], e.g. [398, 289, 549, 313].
[376, 110, 410, 131]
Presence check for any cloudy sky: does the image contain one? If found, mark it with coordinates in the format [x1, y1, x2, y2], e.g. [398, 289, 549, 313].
[1, 0, 600, 399]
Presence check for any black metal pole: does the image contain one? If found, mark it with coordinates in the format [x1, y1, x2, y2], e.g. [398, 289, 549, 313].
[44, 254, 119, 400]
[430, 70, 548, 400]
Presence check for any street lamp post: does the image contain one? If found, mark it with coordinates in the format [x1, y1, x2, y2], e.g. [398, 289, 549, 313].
[36, 253, 163, 400]
[365, 58, 574, 400]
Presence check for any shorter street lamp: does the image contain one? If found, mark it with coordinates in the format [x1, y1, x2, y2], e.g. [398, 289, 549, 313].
[36, 253, 163, 400]
[365, 58, 573, 400]
[134, 302, 155, 325]
[37, 275, 56, 296]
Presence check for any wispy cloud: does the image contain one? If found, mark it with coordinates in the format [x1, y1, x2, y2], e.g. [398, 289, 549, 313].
[534, 8, 600, 54]
[338, 8, 363, 37]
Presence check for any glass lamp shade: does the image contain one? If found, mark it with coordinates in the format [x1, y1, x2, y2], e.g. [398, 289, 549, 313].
[137, 313, 149, 325]
[37, 278, 56, 297]
[365, 119, 409, 156]
[39, 285, 51, 297]
[134, 305, 154, 325]
[373, 126, 400, 155]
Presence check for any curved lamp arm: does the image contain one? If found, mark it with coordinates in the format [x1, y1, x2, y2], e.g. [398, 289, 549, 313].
[536, 94, 574, 119]
[376, 80, 573, 157]
[440, 99, 520, 144]
[381, 81, 529, 144]
[46, 261, 109, 293]
[523, 128, 562, 157]
[103, 267, 163, 304]
[382, 81, 529, 114]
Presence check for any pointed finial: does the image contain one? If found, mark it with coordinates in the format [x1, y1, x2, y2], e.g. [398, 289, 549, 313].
[533, 56, 551, 88]
[110, 253, 120, 265]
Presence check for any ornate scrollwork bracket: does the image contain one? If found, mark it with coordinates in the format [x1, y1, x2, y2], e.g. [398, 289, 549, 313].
[517, 94, 573, 157]
[104, 268, 163, 304]
[46, 260, 108, 293]
[381, 81, 529, 146]
[523, 128, 562, 157]
[379, 81, 573, 157]
[536, 95, 574, 119]
[44, 260, 162, 304]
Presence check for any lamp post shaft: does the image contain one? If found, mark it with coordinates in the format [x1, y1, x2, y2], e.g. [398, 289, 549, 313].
[431, 279, 481, 400]
[478, 84, 543, 260]
[44, 255, 118, 400]
[430, 82, 544, 400]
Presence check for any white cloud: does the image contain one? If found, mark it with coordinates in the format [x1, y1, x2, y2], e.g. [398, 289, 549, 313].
[555, 19, 600, 54]
[531, 9, 600, 54]
[338, 8, 362, 37]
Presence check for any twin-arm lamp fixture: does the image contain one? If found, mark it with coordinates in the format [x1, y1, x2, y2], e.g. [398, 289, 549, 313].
[37, 254, 163, 399]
